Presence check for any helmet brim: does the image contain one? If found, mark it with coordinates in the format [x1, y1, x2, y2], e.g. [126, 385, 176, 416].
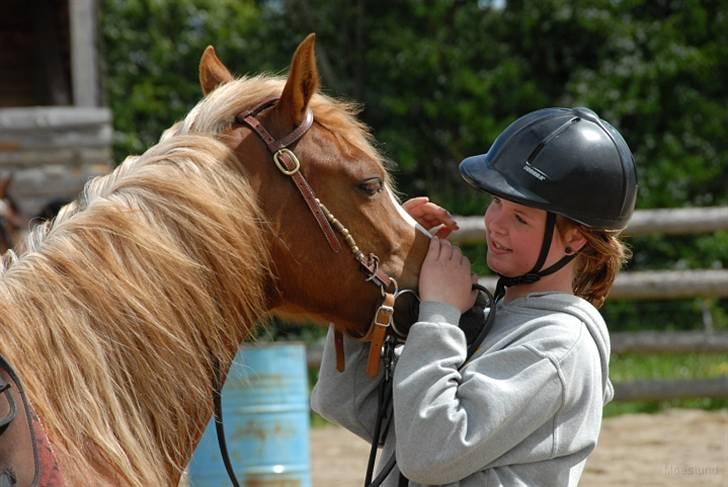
[459, 154, 550, 209]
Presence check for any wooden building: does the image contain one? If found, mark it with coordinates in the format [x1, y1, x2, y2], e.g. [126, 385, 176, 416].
[0, 0, 112, 218]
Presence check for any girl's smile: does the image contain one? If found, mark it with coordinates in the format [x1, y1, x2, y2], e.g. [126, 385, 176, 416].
[485, 197, 550, 277]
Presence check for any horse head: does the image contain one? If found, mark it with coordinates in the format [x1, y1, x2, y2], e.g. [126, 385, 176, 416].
[197, 35, 431, 338]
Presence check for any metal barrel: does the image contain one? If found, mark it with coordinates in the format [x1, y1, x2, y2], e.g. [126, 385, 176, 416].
[187, 342, 311, 486]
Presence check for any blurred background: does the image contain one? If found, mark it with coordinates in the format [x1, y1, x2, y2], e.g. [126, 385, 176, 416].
[1, 1, 726, 482]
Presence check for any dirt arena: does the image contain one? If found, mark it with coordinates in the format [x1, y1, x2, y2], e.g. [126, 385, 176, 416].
[310, 408, 727, 486]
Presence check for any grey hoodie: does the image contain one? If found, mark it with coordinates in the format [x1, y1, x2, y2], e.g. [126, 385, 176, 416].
[311, 292, 613, 486]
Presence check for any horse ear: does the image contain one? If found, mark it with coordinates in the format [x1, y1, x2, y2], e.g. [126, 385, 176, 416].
[278, 33, 320, 126]
[0, 174, 12, 197]
[199, 46, 234, 96]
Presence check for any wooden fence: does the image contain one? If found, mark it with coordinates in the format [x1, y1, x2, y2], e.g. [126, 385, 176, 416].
[307, 206, 728, 402]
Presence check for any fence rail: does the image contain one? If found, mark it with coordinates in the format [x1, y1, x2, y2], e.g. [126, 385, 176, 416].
[476, 270, 728, 300]
[450, 206, 728, 244]
[614, 377, 728, 401]
[611, 331, 728, 354]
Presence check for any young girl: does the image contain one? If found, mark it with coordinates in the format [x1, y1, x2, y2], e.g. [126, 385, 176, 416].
[311, 107, 637, 486]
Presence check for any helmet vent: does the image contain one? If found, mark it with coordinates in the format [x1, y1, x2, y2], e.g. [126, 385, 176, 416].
[526, 117, 579, 165]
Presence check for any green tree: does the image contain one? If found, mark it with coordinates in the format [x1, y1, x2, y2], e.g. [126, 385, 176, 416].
[100, 0, 728, 333]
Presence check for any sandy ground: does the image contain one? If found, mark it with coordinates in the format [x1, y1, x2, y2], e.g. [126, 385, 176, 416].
[310, 408, 728, 486]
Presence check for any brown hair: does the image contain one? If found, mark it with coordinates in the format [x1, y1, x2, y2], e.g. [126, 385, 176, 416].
[557, 216, 631, 308]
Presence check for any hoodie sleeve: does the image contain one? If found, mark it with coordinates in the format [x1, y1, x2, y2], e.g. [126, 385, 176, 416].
[393, 302, 564, 485]
[310, 325, 384, 443]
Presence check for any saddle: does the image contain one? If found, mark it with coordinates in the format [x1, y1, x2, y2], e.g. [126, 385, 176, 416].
[0, 354, 63, 486]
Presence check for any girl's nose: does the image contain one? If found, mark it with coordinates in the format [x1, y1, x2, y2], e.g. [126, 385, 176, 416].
[485, 204, 506, 235]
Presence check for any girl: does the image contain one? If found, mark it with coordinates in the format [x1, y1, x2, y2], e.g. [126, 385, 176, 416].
[312, 107, 637, 486]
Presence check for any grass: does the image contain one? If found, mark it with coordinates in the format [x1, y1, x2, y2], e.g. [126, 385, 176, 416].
[604, 352, 728, 417]
[609, 352, 728, 382]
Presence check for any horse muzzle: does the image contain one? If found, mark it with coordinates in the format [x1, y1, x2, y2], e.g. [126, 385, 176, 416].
[391, 284, 494, 341]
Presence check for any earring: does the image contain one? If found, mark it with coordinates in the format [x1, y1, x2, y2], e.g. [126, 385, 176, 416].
[565, 246, 573, 255]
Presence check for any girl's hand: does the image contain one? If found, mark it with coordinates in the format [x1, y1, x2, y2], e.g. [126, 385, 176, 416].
[402, 196, 459, 238]
[419, 237, 476, 313]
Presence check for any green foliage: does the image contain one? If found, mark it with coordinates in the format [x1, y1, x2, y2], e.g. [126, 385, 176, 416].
[101, 0, 728, 208]
[604, 352, 728, 416]
[610, 352, 728, 382]
[102, 0, 288, 160]
[100, 0, 728, 341]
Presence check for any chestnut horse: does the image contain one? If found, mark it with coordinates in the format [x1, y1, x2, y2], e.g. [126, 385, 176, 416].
[0, 35, 429, 486]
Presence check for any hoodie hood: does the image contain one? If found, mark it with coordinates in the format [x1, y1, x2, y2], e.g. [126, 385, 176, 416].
[517, 293, 614, 403]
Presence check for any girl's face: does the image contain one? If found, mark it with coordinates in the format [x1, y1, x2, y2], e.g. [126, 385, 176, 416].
[484, 196, 569, 277]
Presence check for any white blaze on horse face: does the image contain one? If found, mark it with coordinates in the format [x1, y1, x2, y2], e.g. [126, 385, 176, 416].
[386, 186, 432, 238]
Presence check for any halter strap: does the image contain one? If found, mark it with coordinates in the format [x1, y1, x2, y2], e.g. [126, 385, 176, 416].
[234, 97, 399, 376]
[235, 97, 314, 153]
[495, 211, 576, 299]
[235, 97, 342, 253]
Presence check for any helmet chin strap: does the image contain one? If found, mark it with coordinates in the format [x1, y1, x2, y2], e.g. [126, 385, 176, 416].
[494, 212, 577, 300]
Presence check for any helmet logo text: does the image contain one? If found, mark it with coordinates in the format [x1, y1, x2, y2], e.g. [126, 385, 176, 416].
[523, 163, 548, 181]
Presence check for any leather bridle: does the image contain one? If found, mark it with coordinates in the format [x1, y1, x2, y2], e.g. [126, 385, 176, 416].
[213, 96, 401, 487]
[234, 96, 399, 376]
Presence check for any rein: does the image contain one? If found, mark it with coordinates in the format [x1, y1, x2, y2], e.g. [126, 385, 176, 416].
[0, 353, 65, 486]
[364, 284, 497, 487]
[213, 97, 399, 487]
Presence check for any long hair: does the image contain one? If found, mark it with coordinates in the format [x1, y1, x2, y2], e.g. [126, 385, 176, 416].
[557, 216, 631, 308]
[0, 135, 270, 485]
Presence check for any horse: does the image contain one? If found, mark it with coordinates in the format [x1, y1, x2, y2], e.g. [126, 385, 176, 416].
[34, 198, 72, 224]
[0, 175, 23, 254]
[0, 34, 430, 486]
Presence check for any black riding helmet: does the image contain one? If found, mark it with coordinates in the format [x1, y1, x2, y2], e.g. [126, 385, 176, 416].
[459, 107, 638, 296]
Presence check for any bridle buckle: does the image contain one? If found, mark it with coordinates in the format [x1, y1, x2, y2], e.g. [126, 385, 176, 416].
[273, 148, 301, 175]
[373, 302, 394, 328]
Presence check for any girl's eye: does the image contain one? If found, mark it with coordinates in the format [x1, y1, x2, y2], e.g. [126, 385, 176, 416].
[515, 214, 528, 225]
[358, 177, 383, 196]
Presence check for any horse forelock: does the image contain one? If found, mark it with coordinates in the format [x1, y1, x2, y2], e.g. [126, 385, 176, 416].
[174, 74, 396, 187]
[0, 135, 271, 485]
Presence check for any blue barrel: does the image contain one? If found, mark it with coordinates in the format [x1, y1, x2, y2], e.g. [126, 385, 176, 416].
[188, 342, 311, 486]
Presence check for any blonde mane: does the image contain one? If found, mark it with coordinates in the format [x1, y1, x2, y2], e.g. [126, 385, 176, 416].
[0, 134, 270, 485]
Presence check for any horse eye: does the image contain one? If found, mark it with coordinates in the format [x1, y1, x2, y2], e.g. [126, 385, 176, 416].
[358, 177, 383, 196]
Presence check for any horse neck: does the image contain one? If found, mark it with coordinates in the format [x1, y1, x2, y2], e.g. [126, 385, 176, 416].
[0, 152, 273, 486]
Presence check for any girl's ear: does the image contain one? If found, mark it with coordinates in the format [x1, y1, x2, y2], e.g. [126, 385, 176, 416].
[563, 226, 587, 254]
